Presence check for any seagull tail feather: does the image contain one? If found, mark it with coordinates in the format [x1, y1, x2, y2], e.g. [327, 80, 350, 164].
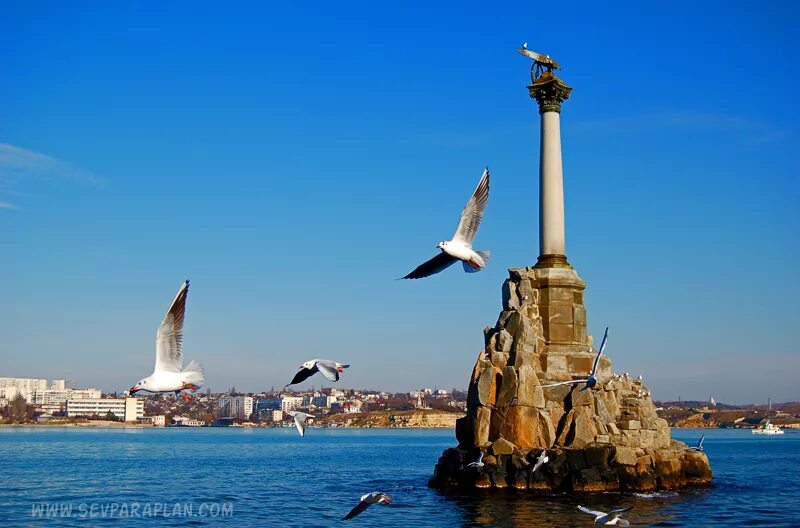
[182, 360, 205, 387]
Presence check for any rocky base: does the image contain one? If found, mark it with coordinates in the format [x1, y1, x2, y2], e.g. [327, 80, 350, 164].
[432, 266, 714, 493]
[429, 440, 712, 492]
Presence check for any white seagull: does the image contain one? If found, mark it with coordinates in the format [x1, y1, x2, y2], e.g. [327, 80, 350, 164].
[578, 506, 633, 526]
[287, 411, 314, 437]
[129, 280, 204, 402]
[285, 359, 349, 387]
[402, 168, 491, 279]
[343, 492, 392, 521]
[690, 434, 705, 452]
[532, 450, 549, 473]
[541, 327, 609, 391]
[464, 451, 484, 469]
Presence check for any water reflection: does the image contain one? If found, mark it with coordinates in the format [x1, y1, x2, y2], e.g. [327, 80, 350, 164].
[438, 488, 709, 527]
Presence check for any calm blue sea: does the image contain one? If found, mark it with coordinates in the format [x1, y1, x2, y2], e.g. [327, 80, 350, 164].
[1, 427, 798, 527]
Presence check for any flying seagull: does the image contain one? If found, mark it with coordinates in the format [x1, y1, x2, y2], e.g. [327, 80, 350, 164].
[690, 434, 705, 452]
[464, 451, 484, 469]
[287, 411, 314, 437]
[343, 492, 392, 521]
[532, 450, 549, 473]
[129, 280, 205, 402]
[541, 327, 608, 391]
[578, 506, 632, 526]
[517, 43, 561, 69]
[285, 359, 349, 387]
[402, 168, 491, 279]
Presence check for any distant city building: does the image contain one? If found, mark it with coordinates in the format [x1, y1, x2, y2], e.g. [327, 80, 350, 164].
[218, 395, 254, 419]
[140, 415, 166, 426]
[0, 377, 48, 400]
[253, 399, 281, 420]
[30, 387, 101, 405]
[280, 396, 303, 412]
[172, 416, 205, 427]
[66, 397, 144, 421]
[272, 410, 284, 422]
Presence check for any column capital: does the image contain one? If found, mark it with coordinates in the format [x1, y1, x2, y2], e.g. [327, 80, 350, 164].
[528, 71, 572, 114]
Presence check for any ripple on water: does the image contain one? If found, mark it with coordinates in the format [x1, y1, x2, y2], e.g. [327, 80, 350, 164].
[2, 428, 799, 527]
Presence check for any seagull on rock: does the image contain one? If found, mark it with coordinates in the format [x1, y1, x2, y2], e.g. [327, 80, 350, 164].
[464, 451, 484, 469]
[402, 168, 490, 279]
[532, 450, 549, 473]
[541, 327, 608, 391]
[285, 359, 349, 387]
[578, 506, 632, 526]
[129, 281, 205, 402]
[690, 434, 705, 452]
[287, 411, 314, 437]
[343, 492, 392, 521]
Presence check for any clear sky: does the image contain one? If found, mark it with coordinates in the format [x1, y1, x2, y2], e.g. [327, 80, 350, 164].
[1, 2, 798, 404]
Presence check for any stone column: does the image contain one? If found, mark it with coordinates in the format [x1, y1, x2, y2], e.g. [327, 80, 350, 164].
[529, 71, 572, 269]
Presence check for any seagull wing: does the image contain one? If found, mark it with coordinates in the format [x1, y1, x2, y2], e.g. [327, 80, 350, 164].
[154, 280, 189, 373]
[540, 379, 589, 388]
[578, 506, 606, 517]
[402, 253, 458, 279]
[698, 434, 705, 449]
[293, 413, 307, 437]
[317, 362, 340, 382]
[609, 507, 633, 514]
[343, 499, 372, 520]
[590, 327, 609, 376]
[287, 366, 317, 386]
[453, 168, 490, 245]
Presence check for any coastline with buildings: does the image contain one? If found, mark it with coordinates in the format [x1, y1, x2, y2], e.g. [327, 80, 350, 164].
[2, 375, 797, 431]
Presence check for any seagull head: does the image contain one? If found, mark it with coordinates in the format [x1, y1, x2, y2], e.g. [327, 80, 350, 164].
[129, 378, 148, 394]
[437, 241, 448, 250]
[300, 360, 315, 370]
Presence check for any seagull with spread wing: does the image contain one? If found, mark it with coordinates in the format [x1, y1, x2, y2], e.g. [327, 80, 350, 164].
[402, 168, 490, 279]
[343, 492, 392, 521]
[532, 450, 549, 473]
[690, 434, 705, 452]
[541, 327, 608, 391]
[578, 505, 632, 526]
[129, 280, 204, 402]
[287, 411, 314, 437]
[464, 451, 484, 469]
[285, 359, 349, 387]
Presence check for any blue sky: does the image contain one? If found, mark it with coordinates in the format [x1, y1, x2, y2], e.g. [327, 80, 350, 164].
[1, 2, 798, 404]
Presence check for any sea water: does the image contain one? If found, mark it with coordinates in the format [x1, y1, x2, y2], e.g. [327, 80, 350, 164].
[1, 427, 798, 527]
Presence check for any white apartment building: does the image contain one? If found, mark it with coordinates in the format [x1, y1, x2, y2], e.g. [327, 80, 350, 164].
[30, 388, 101, 405]
[218, 395, 254, 419]
[66, 397, 144, 421]
[0, 377, 48, 399]
[280, 396, 303, 412]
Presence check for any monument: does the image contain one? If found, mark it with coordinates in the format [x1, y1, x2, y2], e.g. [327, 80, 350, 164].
[428, 47, 712, 492]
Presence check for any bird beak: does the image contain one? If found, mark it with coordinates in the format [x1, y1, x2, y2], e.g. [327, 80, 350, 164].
[129, 387, 138, 394]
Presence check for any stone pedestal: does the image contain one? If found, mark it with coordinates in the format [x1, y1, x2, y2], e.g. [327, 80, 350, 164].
[429, 268, 712, 492]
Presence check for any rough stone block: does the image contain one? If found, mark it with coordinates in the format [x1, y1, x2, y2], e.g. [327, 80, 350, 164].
[613, 446, 637, 466]
[496, 366, 518, 407]
[474, 406, 490, 446]
[537, 409, 556, 448]
[490, 351, 509, 370]
[501, 405, 539, 449]
[585, 444, 612, 467]
[545, 354, 568, 372]
[496, 330, 513, 352]
[619, 420, 641, 431]
[569, 386, 594, 407]
[567, 409, 596, 449]
[516, 365, 542, 407]
[502, 280, 520, 310]
[595, 434, 611, 444]
[491, 437, 516, 456]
